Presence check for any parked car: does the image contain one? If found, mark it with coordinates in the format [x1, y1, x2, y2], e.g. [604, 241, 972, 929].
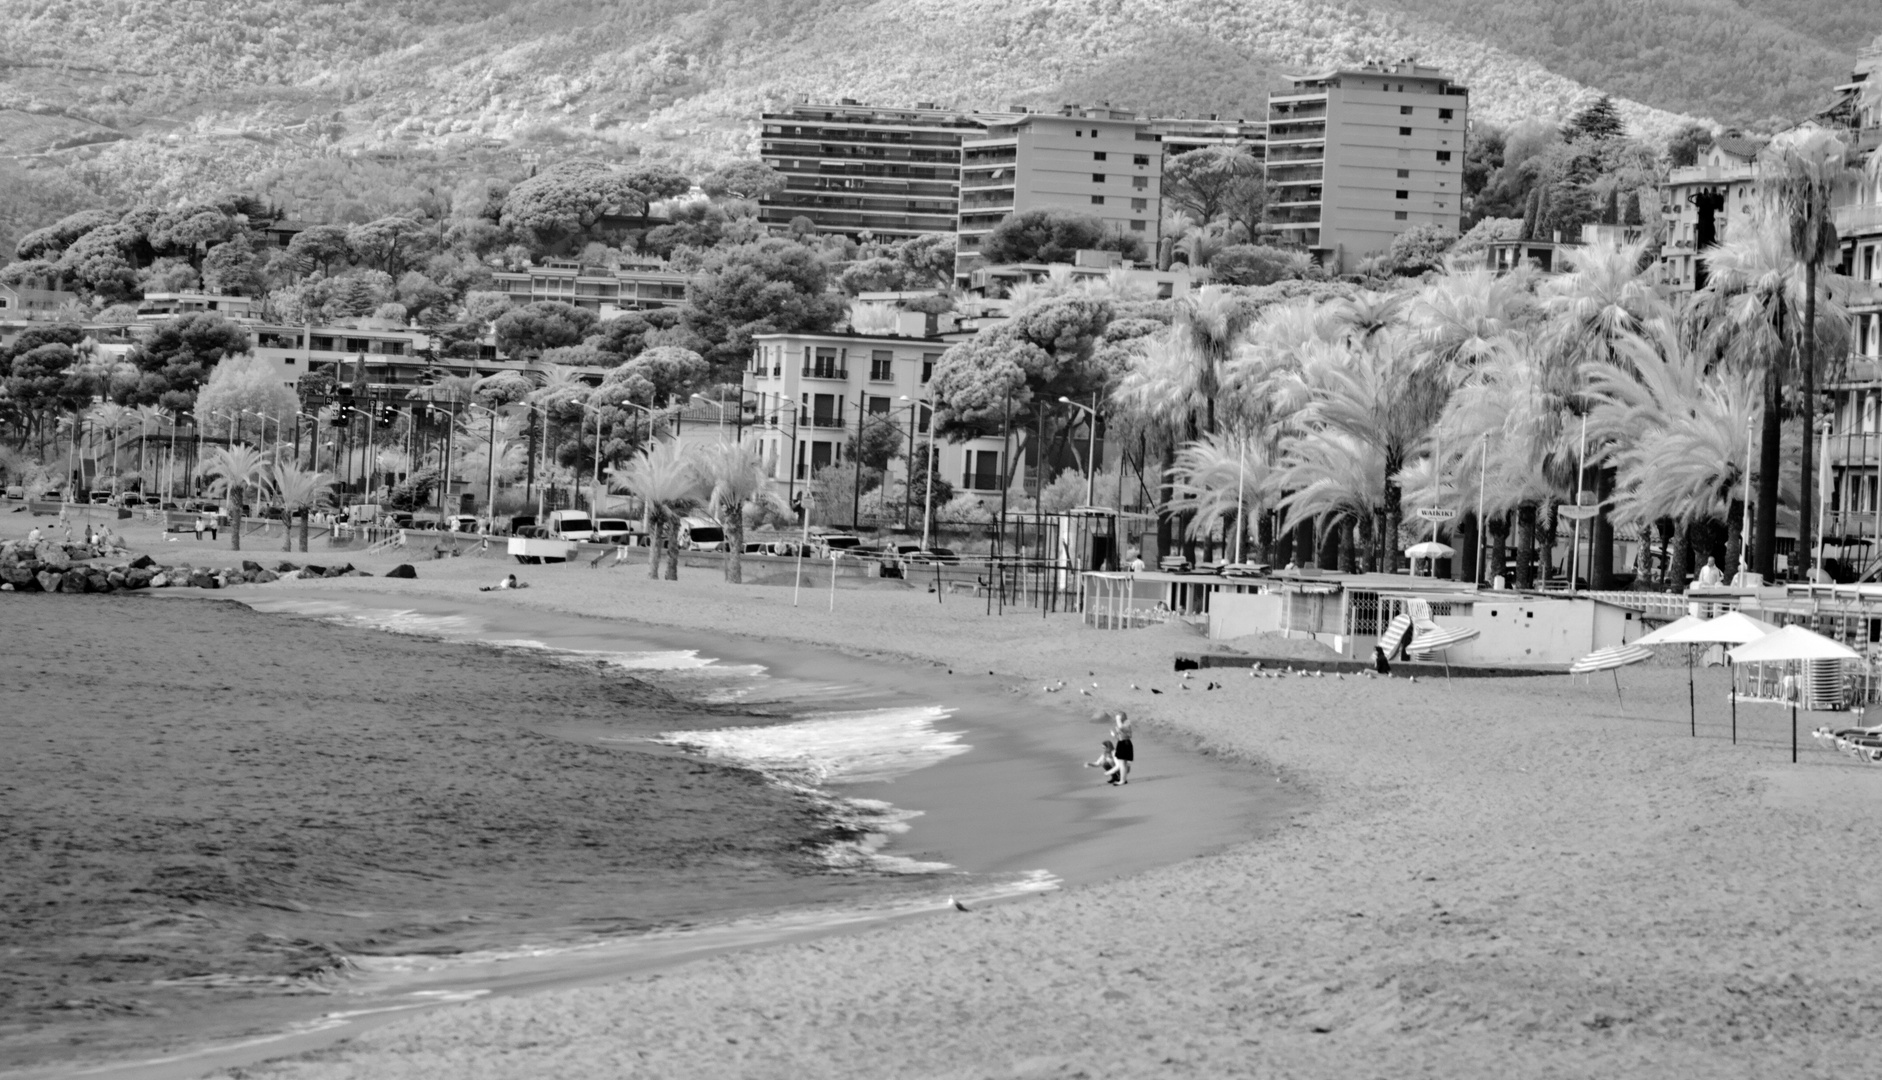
[506, 515, 537, 537]
[904, 547, 960, 565]
[763, 540, 807, 557]
[88, 490, 113, 505]
[591, 517, 635, 543]
[545, 509, 596, 542]
[814, 534, 864, 557]
[446, 514, 481, 533]
[5, 485, 25, 501]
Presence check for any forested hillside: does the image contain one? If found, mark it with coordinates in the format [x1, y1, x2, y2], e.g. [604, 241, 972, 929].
[2, 0, 1865, 255]
[1357, 0, 1869, 126]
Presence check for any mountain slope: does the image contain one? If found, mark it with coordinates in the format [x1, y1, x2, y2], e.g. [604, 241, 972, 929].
[1356, 0, 1869, 126]
[5, 0, 1855, 252]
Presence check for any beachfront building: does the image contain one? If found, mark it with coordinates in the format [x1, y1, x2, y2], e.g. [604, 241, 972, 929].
[743, 329, 1011, 522]
[1657, 135, 1763, 297]
[1483, 222, 1654, 277]
[956, 105, 1164, 279]
[136, 292, 263, 320]
[758, 100, 1005, 239]
[1812, 46, 1882, 584]
[488, 260, 690, 315]
[1265, 59, 1469, 273]
[1151, 115, 1266, 158]
[0, 280, 80, 320]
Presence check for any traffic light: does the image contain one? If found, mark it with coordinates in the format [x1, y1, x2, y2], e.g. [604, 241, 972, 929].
[329, 410, 347, 428]
[337, 384, 354, 402]
[379, 404, 398, 425]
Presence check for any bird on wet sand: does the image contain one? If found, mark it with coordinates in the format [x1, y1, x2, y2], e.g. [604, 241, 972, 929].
[950, 896, 973, 913]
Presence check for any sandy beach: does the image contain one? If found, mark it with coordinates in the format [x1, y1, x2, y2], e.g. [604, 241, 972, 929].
[11, 515, 1882, 1078]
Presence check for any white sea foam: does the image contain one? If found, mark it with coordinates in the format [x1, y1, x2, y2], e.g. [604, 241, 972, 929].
[655, 707, 969, 786]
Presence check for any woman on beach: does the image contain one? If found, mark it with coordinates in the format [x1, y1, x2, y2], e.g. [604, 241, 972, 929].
[480, 574, 529, 592]
[1085, 740, 1124, 786]
[1111, 712, 1134, 784]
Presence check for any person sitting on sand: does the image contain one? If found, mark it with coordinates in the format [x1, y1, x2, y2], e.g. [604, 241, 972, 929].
[479, 573, 528, 592]
[1372, 644, 1392, 676]
[1111, 712, 1135, 784]
[1085, 740, 1124, 786]
[27, 526, 40, 544]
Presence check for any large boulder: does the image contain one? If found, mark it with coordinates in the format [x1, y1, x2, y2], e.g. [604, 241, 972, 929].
[187, 568, 218, 589]
[57, 571, 86, 593]
[241, 560, 264, 574]
[275, 560, 300, 573]
[322, 563, 354, 578]
[34, 542, 71, 571]
[36, 571, 60, 593]
[2, 566, 35, 589]
[385, 564, 416, 579]
[252, 569, 280, 584]
[302, 564, 327, 577]
[149, 572, 169, 588]
[129, 553, 156, 570]
[86, 569, 112, 592]
[123, 567, 153, 590]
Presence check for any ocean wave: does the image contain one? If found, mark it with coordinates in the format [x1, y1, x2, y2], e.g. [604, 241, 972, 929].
[654, 707, 969, 786]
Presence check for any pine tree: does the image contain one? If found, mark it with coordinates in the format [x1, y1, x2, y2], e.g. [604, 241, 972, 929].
[1565, 95, 1625, 143]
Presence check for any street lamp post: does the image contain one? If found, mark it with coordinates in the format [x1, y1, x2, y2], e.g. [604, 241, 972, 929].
[691, 393, 729, 441]
[900, 387, 938, 552]
[1057, 395, 1101, 508]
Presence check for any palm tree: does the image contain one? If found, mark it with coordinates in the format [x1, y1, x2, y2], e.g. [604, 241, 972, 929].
[1537, 236, 1671, 586]
[196, 444, 270, 551]
[694, 441, 788, 583]
[1694, 215, 1854, 578]
[1175, 285, 1256, 436]
[619, 439, 703, 580]
[86, 402, 134, 494]
[1273, 429, 1383, 572]
[1164, 431, 1276, 564]
[272, 464, 335, 553]
[1756, 127, 1860, 576]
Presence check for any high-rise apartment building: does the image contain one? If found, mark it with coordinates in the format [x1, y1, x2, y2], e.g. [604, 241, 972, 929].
[758, 101, 1007, 238]
[1656, 136, 1762, 297]
[955, 106, 1164, 277]
[1151, 116, 1266, 158]
[1265, 60, 1468, 272]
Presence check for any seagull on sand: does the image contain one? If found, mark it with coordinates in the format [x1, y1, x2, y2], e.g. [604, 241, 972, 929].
[950, 896, 972, 913]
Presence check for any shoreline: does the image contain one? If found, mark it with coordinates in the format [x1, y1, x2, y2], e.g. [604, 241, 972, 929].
[3, 547, 1286, 1080]
[12, 523, 1882, 1077]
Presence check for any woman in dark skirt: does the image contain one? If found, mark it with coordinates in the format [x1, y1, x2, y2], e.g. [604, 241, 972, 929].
[1111, 711, 1134, 784]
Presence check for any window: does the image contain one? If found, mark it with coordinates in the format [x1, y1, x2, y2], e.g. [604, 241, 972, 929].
[1394, 210, 1409, 220]
[964, 450, 1001, 491]
[1399, 105, 1413, 115]
[1399, 126, 1412, 136]
[1131, 198, 1147, 211]
[1396, 168, 1409, 178]
[1074, 129, 1082, 137]
[869, 350, 894, 381]
[1129, 219, 1146, 231]
[868, 396, 891, 416]
[1133, 154, 1149, 166]
[1439, 108, 1454, 120]
[922, 352, 938, 383]
[1093, 151, 1107, 161]
[1436, 150, 1452, 162]
[1395, 190, 1409, 199]
[1132, 176, 1148, 190]
[810, 347, 843, 379]
[1092, 173, 1106, 183]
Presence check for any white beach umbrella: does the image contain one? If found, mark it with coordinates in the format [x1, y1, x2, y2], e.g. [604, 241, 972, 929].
[1569, 642, 1654, 712]
[1664, 611, 1781, 742]
[1633, 614, 1707, 646]
[1404, 541, 1454, 559]
[1728, 626, 1861, 763]
[1409, 625, 1481, 678]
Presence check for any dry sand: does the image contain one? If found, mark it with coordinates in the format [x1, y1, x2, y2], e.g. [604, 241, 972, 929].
[12, 515, 1882, 1078]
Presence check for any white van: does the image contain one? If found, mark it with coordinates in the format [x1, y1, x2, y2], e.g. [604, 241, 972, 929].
[545, 509, 596, 542]
[678, 516, 727, 551]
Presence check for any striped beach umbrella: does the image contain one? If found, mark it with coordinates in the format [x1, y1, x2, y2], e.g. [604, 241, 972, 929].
[1410, 625, 1480, 677]
[1570, 643, 1655, 712]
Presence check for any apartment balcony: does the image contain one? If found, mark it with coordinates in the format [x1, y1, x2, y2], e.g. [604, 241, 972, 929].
[1666, 163, 1755, 187]
[801, 366, 850, 380]
[1836, 203, 1882, 237]
[1268, 105, 1328, 122]
[1265, 134, 1328, 149]
[960, 192, 1015, 210]
[1268, 171, 1324, 186]
[1269, 195, 1323, 211]
[961, 148, 1018, 166]
[807, 414, 848, 429]
[1266, 149, 1325, 165]
[960, 175, 1016, 190]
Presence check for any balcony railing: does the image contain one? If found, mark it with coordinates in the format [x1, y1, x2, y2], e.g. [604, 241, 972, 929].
[808, 415, 847, 428]
[802, 366, 849, 380]
[1836, 203, 1882, 235]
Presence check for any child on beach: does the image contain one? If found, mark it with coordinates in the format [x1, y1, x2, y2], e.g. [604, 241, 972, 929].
[1111, 712, 1134, 784]
[480, 574, 528, 592]
[1085, 740, 1124, 786]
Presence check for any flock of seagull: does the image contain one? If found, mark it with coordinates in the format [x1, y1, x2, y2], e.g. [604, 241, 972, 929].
[1030, 665, 1414, 696]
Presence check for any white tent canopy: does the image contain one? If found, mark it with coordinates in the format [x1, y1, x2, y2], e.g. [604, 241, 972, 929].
[1634, 614, 1707, 646]
[1665, 611, 1781, 646]
[1728, 625, 1859, 664]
